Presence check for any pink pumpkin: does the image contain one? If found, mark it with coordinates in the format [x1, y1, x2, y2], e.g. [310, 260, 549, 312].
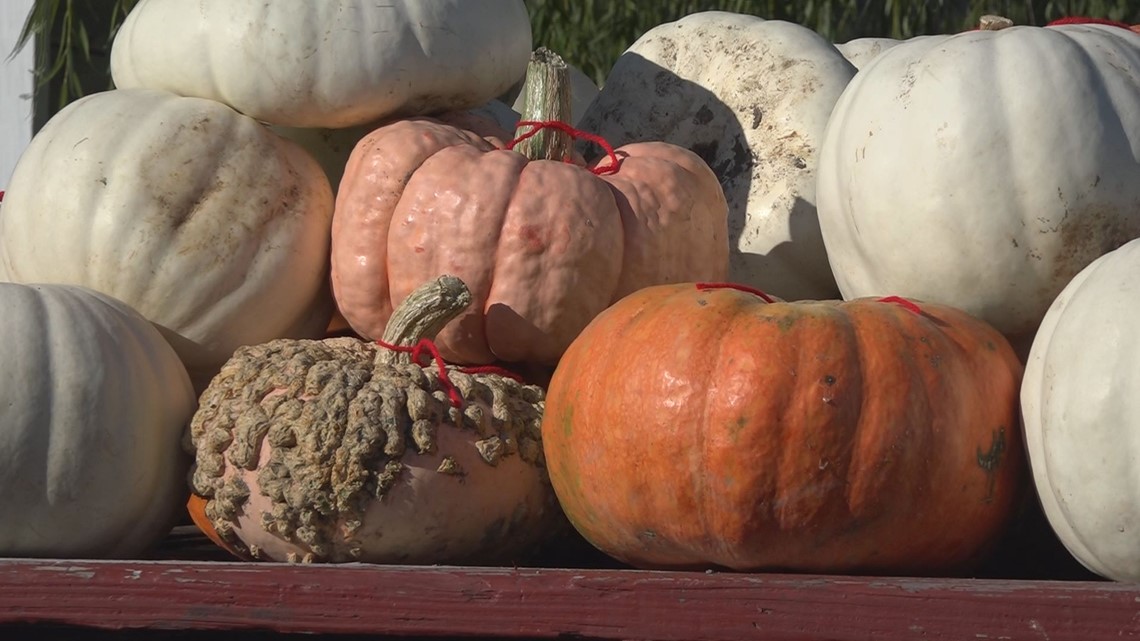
[331, 111, 728, 366]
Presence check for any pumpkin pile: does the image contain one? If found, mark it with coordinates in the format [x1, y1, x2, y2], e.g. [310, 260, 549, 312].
[0, 2, 1138, 585]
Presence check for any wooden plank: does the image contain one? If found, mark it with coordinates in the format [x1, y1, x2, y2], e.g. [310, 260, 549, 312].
[0, 558, 1137, 641]
[0, 0, 35, 186]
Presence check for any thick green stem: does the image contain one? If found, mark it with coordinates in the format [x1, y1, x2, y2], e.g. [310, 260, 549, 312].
[513, 47, 572, 162]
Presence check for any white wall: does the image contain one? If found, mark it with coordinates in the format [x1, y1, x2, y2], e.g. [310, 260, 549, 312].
[1, 0, 36, 188]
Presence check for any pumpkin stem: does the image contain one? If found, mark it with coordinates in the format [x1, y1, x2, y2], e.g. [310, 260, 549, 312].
[376, 275, 472, 367]
[512, 47, 572, 161]
[978, 15, 1014, 30]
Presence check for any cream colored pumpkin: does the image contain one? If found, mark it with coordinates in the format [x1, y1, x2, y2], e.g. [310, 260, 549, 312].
[0, 283, 196, 558]
[817, 23, 1140, 347]
[110, 0, 533, 128]
[0, 88, 334, 390]
[1022, 238, 1140, 581]
[578, 12, 857, 301]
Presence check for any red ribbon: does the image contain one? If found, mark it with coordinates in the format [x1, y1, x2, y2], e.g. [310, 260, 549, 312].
[695, 282, 776, 303]
[375, 338, 525, 408]
[877, 295, 923, 316]
[1047, 16, 1134, 30]
[507, 120, 622, 176]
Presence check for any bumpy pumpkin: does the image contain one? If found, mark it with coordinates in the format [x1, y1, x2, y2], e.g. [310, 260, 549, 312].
[1022, 238, 1140, 581]
[817, 21, 1140, 348]
[190, 276, 562, 564]
[0, 283, 196, 558]
[0, 88, 334, 390]
[542, 282, 1024, 574]
[332, 51, 729, 366]
[578, 12, 857, 301]
[110, 0, 533, 129]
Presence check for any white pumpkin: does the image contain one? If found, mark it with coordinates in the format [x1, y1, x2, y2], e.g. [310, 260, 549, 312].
[0, 283, 196, 558]
[1022, 238, 1140, 581]
[578, 12, 857, 301]
[110, 0, 533, 129]
[817, 23, 1140, 346]
[272, 100, 523, 195]
[0, 88, 334, 391]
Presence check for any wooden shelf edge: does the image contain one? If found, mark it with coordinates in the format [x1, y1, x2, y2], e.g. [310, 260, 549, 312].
[1, 558, 1138, 640]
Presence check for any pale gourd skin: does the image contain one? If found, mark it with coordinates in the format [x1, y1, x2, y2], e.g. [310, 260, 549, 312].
[578, 12, 857, 301]
[1022, 239, 1140, 581]
[0, 88, 335, 391]
[817, 24, 1140, 344]
[110, 0, 534, 129]
[0, 283, 196, 559]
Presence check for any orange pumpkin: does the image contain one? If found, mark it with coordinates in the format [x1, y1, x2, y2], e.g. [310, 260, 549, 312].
[541, 283, 1026, 575]
[186, 494, 250, 560]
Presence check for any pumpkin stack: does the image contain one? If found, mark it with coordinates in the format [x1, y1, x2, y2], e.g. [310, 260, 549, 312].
[0, 0, 734, 564]
[0, 0, 533, 560]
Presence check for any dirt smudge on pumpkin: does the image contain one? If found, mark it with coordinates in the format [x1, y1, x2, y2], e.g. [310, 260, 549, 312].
[1051, 204, 1140, 285]
[976, 427, 1006, 504]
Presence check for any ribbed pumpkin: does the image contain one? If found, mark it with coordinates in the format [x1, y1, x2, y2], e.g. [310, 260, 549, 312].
[331, 50, 729, 367]
[542, 283, 1025, 574]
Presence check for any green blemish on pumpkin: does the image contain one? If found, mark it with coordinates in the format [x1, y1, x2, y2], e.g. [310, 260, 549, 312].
[560, 404, 574, 440]
[728, 415, 748, 441]
[775, 314, 797, 332]
[977, 426, 1006, 504]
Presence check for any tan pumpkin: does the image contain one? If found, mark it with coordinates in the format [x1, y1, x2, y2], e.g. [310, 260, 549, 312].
[541, 282, 1025, 574]
[331, 50, 729, 367]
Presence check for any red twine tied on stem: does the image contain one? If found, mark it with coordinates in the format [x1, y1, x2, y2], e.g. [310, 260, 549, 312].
[375, 338, 525, 408]
[376, 337, 464, 408]
[506, 120, 623, 175]
[695, 282, 776, 303]
[877, 295, 923, 316]
[1046, 16, 1134, 30]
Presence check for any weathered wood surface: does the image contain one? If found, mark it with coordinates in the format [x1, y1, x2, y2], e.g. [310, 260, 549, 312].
[1, 551, 1138, 641]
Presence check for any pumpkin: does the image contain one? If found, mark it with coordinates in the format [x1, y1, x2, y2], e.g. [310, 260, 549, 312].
[189, 276, 562, 564]
[816, 20, 1140, 350]
[541, 282, 1024, 574]
[0, 88, 335, 391]
[577, 12, 857, 301]
[0, 283, 196, 558]
[110, 0, 533, 129]
[331, 50, 729, 367]
[1022, 238, 1140, 581]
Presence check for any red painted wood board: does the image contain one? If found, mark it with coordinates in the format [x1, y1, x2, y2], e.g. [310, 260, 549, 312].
[1, 557, 1138, 640]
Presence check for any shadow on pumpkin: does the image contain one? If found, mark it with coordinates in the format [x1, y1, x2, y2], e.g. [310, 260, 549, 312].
[577, 54, 839, 302]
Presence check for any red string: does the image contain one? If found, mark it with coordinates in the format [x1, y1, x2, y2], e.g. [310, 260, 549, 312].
[376, 337, 464, 407]
[456, 365, 525, 383]
[877, 296, 923, 316]
[695, 282, 775, 303]
[1047, 16, 1134, 30]
[506, 120, 622, 175]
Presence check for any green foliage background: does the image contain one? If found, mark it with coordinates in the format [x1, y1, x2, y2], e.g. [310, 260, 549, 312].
[530, 0, 1140, 84]
[15, 0, 1140, 110]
